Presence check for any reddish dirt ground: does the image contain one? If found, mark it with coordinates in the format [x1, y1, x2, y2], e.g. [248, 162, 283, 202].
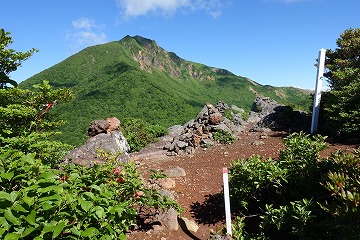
[127, 130, 358, 240]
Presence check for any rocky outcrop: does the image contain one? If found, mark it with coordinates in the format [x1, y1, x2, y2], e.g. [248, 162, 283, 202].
[164, 102, 247, 156]
[63, 117, 130, 166]
[160, 97, 310, 156]
[251, 97, 310, 133]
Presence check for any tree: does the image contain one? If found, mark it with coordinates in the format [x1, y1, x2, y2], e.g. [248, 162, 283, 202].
[322, 28, 360, 138]
[0, 28, 38, 88]
[0, 29, 74, 165]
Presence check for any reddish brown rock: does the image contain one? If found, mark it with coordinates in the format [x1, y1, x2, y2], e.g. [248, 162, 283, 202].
[106, 117, 121, 133]
[209, 112, 224, 125]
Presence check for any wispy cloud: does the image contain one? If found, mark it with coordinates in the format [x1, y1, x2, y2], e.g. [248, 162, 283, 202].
[66, 17, 107, 52]
[116, 0, 228, 19]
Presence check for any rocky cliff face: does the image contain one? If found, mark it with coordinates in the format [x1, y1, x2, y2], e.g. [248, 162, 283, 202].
[121, 35, 217, 80]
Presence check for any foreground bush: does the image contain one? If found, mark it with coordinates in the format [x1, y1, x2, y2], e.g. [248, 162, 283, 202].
[0, 150, 178, 239]
[229, 132, 360, 239]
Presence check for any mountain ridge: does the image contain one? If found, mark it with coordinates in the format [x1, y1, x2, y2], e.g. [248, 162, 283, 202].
[20, 35, 312, 146]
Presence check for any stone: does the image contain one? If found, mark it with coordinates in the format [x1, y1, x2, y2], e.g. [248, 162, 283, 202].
[251, 140, 265, 146]
[201, 138, 215, 148]
[209, 112, 224, 125]
[155, 178, 176, 189]
[158, 189, 175, 200]
[176, 140, 188, 149]
[215, 101, 229, 113]
[106, 117, 120, 133]
[231, 105, 245, 113]
[193, 134, 201, 147]
[154, 208, 179, 231]
[164, 166, 186, 177]
[178, 217, 199, 233]
[87, 119, 109, 137]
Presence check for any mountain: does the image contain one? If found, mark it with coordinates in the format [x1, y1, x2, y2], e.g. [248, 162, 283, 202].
[20, 35, 312, 146]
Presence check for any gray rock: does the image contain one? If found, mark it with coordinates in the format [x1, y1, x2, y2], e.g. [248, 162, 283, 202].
[176, 140, 188, 149]
[231, 105, 245, 113]
[155, 178, 176, 189]
[201, 138, 215, 148]
[154, 208, 179, 231]
[251, 140, 265, 146]
[64, 131, 130, 166]
[164, 166, 186, 177]
[178, 217, 199, 233]
[212, 123, 232, 133]
[158, 189, 175, 200]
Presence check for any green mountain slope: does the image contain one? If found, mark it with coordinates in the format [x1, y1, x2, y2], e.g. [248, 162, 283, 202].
[20, 35, 312, 146]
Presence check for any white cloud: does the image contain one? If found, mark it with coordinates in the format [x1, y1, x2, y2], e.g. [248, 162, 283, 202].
[71, 31, 107, 46]
[116, 0, 227, 19]
[66, 18, 107, 52]
[72, 17, 97, 31]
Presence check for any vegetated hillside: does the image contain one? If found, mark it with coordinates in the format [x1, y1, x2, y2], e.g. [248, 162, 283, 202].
[20, 35, 312, 146]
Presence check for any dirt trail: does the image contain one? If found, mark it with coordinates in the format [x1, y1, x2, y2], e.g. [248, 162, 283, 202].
[127, 130, 358, 240]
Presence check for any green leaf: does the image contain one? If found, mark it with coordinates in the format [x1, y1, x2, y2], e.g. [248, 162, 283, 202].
[38, 172, 58, 180]
[52, 221, 65, 239]
[93, 206, 105, 219]
[38, 185, 62, 193]
[12, 203, 28, 213]
[21, 226, 36, 238]
[0, 228, 5, 237]
[9, 192, 18, 203]
[21, 154, 35, 164]
[80, 227, 99, 238]
[90, 184, 101, 192]
[23, 196, 35, 206]
[0, 217, 10, 230]
[41, 224, 55, 236]
[79, 198, 93, 212]
[23, 210, 36, 225]
[119, 233, 127, 240]
[24, 184, 39, 192]
[38, 194, 62, 203]
[40, 201, 53, 211]
[4, 232, 20, 240]
[83, 191, 95, 200]
[0, 191, 11, 201]
[4, 208, 21, 225]
[0, 172, 14, 181]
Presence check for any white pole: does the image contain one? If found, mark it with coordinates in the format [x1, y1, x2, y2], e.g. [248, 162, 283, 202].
[311, 48, 326, 134]
[223, 167, 232, 236]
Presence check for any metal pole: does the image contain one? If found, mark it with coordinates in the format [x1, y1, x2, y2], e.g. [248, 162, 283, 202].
[223, 167, 232, 236]
[311, 48, 326, 134]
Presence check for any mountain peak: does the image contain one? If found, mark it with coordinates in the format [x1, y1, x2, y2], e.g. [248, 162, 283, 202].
[133, 35, 155, 47]
[120, 35, 156, 48]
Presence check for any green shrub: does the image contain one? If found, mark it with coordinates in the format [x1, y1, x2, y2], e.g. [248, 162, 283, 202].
[0, 150, 178, 239]
[228, 132, 360, 239]
[212, 129, 236, 144]
[223, 109, 234, 122]
[121, 118, 168, 152]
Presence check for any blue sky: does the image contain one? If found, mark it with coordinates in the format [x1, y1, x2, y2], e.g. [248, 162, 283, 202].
[2, 0, 359, 90]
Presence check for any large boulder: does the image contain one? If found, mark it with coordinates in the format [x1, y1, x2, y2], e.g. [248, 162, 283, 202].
[251, 97, 310, 132]
[64, 117, 130, 166]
